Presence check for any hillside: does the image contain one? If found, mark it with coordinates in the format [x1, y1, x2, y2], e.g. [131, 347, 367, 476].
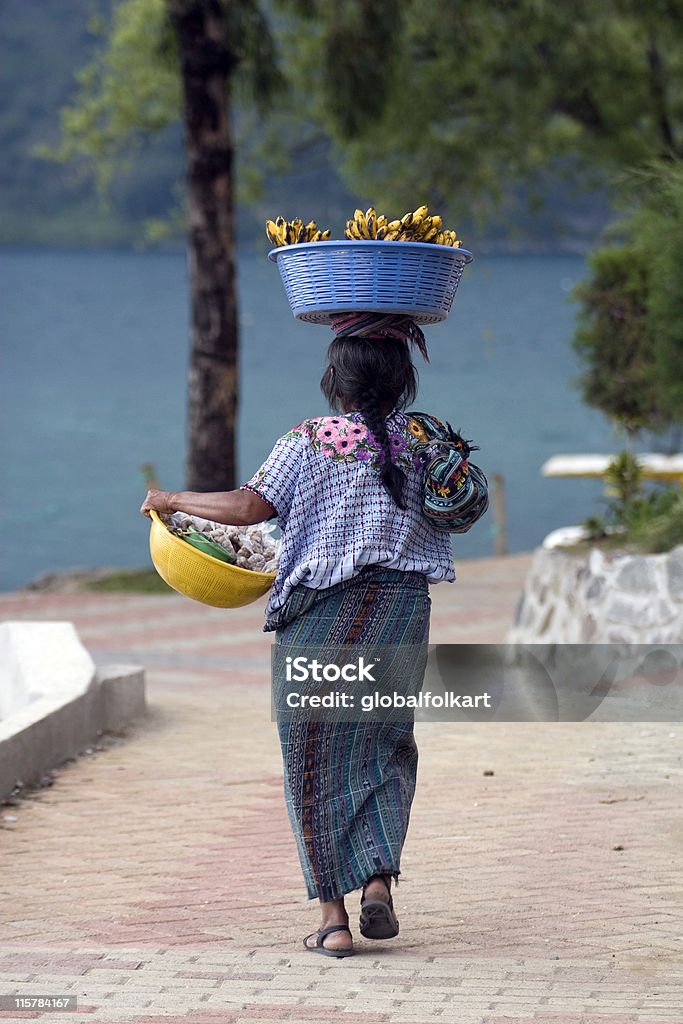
[0, 0, 612, 251]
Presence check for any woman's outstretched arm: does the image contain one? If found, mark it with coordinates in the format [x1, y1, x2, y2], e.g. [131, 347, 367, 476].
[139, 487, 276, 526]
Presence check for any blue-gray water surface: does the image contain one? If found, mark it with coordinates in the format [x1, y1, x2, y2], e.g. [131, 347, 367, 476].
[1, 248, 622, 591]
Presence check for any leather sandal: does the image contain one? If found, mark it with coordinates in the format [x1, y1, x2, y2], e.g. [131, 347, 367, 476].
[302, 924, 355, 958]
[359, 875, 400, 940]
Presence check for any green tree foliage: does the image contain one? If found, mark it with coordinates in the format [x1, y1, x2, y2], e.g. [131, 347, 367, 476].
[571, 245, 659, 438]
[627, 164, 683, 423]
[40, 0, 414, 490]
[41, 0, 287, 491]
[0, 0, 356, 246]
[571, 163, 683, 444]
[32, 0, 187, 244]
[282, 0, 404, 138]
[293, 0, 683, 221]
[40, 0, 282, 215]
[38, 0, 181, 196]
[14, 0, 683, 242]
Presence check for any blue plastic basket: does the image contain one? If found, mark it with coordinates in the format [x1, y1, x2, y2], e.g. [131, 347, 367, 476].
[268, 239, 474, 324]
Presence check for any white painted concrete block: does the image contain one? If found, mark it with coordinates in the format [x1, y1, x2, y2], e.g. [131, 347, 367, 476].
[0, 621, 95, 720]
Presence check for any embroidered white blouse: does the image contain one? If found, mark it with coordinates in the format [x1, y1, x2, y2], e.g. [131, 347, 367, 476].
[240, 409, 456, 617]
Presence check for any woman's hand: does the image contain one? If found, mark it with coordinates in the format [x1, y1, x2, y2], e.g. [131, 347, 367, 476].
[139, 486, 275, 525]
[140, 489, 177, 519]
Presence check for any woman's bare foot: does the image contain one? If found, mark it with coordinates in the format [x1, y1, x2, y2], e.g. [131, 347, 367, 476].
[304, 899, 353, 953]
[362, 873, 392, 903]
[359, 873, 399, 939]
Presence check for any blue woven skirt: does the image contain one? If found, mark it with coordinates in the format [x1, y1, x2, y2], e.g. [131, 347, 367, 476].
[270, 566, 431, 902]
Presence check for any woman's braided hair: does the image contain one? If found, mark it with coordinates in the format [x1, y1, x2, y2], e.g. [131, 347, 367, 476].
[320, 335, 419, 509]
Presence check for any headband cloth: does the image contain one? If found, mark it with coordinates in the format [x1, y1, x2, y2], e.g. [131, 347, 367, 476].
[329, 312, 430, 362]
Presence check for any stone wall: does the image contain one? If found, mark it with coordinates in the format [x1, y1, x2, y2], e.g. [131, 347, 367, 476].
[507, 544, 683, 644]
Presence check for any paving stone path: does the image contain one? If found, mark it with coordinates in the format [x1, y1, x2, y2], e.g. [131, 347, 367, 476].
[0, 552, 681, 1023]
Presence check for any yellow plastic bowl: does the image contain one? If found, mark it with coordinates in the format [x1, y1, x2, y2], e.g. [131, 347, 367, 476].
[148, 509, 277, 608]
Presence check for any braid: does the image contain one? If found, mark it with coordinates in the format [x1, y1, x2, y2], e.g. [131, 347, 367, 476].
[358, 384, 408, 510]
[320, 334, 418, 511]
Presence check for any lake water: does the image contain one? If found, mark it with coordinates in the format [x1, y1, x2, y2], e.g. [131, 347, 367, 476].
[1, 247, 622, 591]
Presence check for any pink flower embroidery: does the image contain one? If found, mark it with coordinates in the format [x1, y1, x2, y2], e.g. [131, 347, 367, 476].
[311, 415, 414, 462]
[347, 422, 368, 442]
[334, 435, 354, 454]
[313, 416, 371, 457]
[316, 419, 342, 444]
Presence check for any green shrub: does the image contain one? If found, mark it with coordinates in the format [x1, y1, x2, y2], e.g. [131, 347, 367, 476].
[628, 492, 683, 553]
[572, 162, 683, 446]
[581, 450, 683, 552]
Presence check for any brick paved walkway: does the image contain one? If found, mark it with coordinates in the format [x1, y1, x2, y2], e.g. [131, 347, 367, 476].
[0, 553, 681, 1023]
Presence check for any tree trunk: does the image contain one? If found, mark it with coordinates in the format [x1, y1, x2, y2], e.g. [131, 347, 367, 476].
[166, 0, 239, 492]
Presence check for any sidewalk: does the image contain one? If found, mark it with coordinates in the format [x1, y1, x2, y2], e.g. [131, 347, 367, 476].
[0, 553, 681, 1023]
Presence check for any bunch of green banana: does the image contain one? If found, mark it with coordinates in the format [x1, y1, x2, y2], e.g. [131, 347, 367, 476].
[266, 216, 331, 247]
[345, 204, 462, 247]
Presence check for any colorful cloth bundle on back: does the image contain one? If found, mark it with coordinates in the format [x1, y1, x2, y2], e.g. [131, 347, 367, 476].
[409, 411, 490, 534]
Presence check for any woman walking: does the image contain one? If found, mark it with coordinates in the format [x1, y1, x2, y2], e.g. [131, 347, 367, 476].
[141, 317, 478, 958]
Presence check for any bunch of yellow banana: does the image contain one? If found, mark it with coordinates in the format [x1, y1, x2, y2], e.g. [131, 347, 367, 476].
[266, 216, 331, 247]
[345, 205, 462, 247]
[344, 207, 389, 240]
